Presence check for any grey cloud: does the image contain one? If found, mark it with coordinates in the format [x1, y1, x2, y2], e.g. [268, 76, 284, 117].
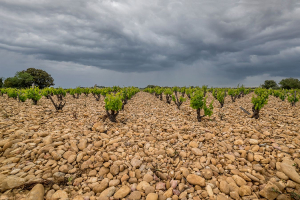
[0, 0, 300, 86]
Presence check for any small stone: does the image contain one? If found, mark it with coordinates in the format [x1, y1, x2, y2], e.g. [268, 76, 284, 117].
[131, 158, 142, 168]
[216, 194, 230, 200]
[191, 148, 203, 156]
[179, 167, 189, 177]
[145, 186, 155, 195]
[276, 171, 289, 180]
[128, 191, 142, 200]
[27, 184, 44, 200]
[178, 191, 187, 199]
[230, 191, 239, 200]
[163, 188, 173, 198]
[146, 193, 158, 200]
[219, 181, 229, 194]
[110, 164, 119, 176]
[186, 174, 205, 186]
[43, 136, 52, 145]
[170, 180, 178, 189]
[166, 148, 175, 157]
[137, 181, 150, 191]
[259, 182, 280, 200]
[51, 190, 68, 200]
[238, 185, 251, 197]
[78, 139, 87, 150]
[224, 154, 235, 161]
[202, 169, 213, 179]
[68, 155, 77, 163]
[100, 186, 116, 198]
[156, 182, 166, 190]
[114, 185, 131, 199]
[249, 139, 258, 145]
[234, 139, 244, 145]
[206, 185, 214, 197]
[189, 141, 198, 148]
[144, 174, 153, 183]
[93, 178, 109, 193]
[109, 179, 120, 187]
[232, 175, 246, 187]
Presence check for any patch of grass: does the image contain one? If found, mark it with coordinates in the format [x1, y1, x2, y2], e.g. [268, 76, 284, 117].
[291, 191, 300, 200]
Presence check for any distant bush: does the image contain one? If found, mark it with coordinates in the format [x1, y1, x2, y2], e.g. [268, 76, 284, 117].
[279, 78, 300, 89]
[262, 80, 278, 89]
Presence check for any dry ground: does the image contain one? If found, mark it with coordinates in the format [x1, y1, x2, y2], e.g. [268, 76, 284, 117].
[0, 91, 299, 200]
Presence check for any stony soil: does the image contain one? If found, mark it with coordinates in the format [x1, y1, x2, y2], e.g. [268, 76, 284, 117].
[0, 91, 300, 200]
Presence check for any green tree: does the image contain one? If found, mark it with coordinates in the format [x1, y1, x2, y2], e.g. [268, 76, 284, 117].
[3, 72, 33, 88]
[0, 77, 3, 88]
[262, 80, 278, 89]
[279, 78, 300, 89]
[22, 68, 54, 89]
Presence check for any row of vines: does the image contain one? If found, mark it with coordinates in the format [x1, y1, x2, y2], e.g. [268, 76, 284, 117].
[144, 86, 300, 121]
[0, 86, 140, 122]
[1, 86, 299, 122]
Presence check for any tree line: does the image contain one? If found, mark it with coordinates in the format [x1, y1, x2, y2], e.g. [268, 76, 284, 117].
[261, 78, 300, 89]
[0, 68, 54, 89]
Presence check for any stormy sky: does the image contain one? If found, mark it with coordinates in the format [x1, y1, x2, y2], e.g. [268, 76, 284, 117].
[1, 0, 300, 88]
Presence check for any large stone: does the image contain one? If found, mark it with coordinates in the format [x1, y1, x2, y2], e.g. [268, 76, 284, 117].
[137, 181, 150, 191]
[156, 182, 166, 190]
[131, 158, 142, 168]
[78, 139, 87, 150]
[276, 171, 289, 180]
[27, 184, 44, 200]
[110, 164, 119, 176]
[202, 169, 213, 179]
[249, 139, 258, 145]
[281, 162, 300, 184]
[259, 182, 280, 200]
[51, 190, 68, 200]
[0, 175, 25, 192]
[146, 193, 158, 200]
[186, 174, 206, 186]
[143, 174, 153, 183]
[191, 148, 203, 156]
[238, 185, 252, 197]
[109, 179, 120, 187]
[219, 181, 229, 194]
[68, 154, 77, 163]
[224, 154, 235, 162]
[43, 136, 52, 145]
[114, 185, 131, 199]
[189, 141, 198, 148]
[216, 194, 230, 200]
[232, 175, 246, 187]
[127, 191, 142, 200]
[93, 122, 106, 132]
[93, 178, 109, 193]
[100, 187, 116, 198]
[163, 188, 173, 198]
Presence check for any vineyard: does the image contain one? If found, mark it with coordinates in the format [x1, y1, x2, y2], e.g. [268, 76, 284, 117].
[0, 86, 300, 200]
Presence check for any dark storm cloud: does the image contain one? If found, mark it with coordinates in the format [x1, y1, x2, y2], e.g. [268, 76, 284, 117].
[1, 0, 300, 81]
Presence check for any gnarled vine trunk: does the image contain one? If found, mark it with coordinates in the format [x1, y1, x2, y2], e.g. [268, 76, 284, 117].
[106, 110, 119, 122]
[251, 106, 259, 119]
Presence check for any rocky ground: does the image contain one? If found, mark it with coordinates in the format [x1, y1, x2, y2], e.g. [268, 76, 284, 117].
[0, 91, 300, 200]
